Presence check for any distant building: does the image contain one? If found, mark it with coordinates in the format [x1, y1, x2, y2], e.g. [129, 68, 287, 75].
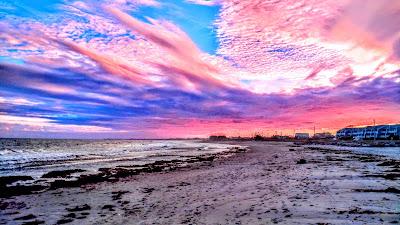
[254, 134, 266, 141]
[270, 135, 291, 140]
[314, 132, 334, 139]
[336, 124, 400, 140]
[209, 135, 228, 141]
[295, 133, 310, 139]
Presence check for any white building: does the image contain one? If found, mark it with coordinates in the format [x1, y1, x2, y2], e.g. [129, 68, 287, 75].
[314, 132, 334, 139]
[336, 124, 400, 140]
[295, 133, 310, 139]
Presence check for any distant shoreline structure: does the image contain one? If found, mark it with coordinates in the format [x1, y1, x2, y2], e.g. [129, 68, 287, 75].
[336, 124, 400, 141]
[209, 123, 400, 144]
[208, 133, 335, 141]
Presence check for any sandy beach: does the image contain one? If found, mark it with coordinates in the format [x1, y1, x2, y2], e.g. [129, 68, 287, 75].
[1, 141, 399, 225]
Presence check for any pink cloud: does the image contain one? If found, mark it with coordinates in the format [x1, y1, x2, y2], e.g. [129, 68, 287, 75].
[106, 7, 237, 91]
[216, 0, 399, 92]
[327, 0, 400, 58]
[59, 40, 154, 85]
[186, 0, 220, 6]
[5, 7, 239, 92]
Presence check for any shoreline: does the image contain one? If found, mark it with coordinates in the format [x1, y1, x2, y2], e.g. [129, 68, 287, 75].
[0, 145, 248, 198]
[1, 141, 399, 224]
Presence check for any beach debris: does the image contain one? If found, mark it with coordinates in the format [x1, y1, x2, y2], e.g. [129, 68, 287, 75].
[354, 187, 400, 194]
[21, 220, 45, 225]
[64, 213, 76, 218]
[56, 218, 74, 224]
[111, 191, 129, 200]
[377, 160, 399, 167]
[41, 169, 85, 178]
[178, 181, 191, 186]
[0, 201, 26, 211]
[66, 204, 91, 212]
[335, 207, 400, 215]
[0, 176, 34, 186]
[296, 159, 307, 164]
[102, 204, 116, 211]
[14, 214, 36, 220]
[142, 187, 155, 194]
[365, 173, 400, 180]
[0, 185, 47, 198]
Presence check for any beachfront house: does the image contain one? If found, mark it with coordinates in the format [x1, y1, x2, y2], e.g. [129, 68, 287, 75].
[295, 133, 310, 139]
[209, 135, 228, 141]
[336, 124, 400, 140]
[314, 132, 334, 139]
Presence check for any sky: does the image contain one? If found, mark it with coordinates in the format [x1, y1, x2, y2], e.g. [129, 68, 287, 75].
[0, 0, 399, 139]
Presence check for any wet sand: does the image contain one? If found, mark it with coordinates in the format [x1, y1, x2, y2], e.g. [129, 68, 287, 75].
[1, 141, 399, 224]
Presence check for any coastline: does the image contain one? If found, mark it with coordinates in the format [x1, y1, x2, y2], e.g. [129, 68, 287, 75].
[1, 141, 399, 224]
[0, 142, 248, 198]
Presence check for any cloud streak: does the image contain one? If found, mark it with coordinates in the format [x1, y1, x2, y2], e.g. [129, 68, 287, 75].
[106, 7, 237, 91]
